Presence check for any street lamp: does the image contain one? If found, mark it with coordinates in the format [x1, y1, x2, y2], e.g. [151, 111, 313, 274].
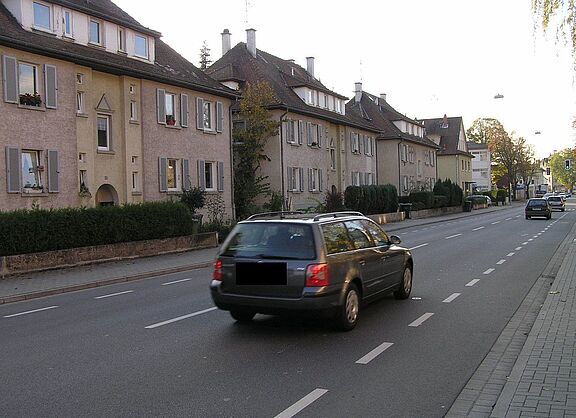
[494, 93, 504, 99]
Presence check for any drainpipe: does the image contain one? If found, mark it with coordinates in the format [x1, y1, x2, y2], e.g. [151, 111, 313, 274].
[279, 109, 289, 210]
[398, 140, 402, 196]
[229, 100, 237, 220]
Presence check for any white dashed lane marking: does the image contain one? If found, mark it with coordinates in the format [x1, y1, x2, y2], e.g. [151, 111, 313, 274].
[507, 252, 515, 257]
[355, 342, 394, 365]
[145, 307, 217, 329]
[497, 259, 506, 265]
[472, 227, 485, 231]
[483, 268, 495, 275]
[492, 221, 501, 225]
[409, 313, 434, 327]
[95, 290, 134, 299]
[409, 243, 429, 250]
[443, 293, 461, 303]
[466, 279, 480, 287]
[515, 247, 523, 251]
[275, 389, 329, 418]
[162, 278, 192, 286]
[445, 234, 462, 240]
[3, 306, 59, 318]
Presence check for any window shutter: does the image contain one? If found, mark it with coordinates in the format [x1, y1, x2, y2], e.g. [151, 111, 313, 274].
[5, 146, 21, 193]
[287, 167, 293, 191]
[308, 168, 313, 191]
[216, 101, 224, 133]
[298, 120, 304, 145]
[282, 121, 289, 143]
[307, 122, 312, 146]
[182, 158, 190, 190]
[158, 157, 167, 192]
[319, 169, 323, 192]
[44, 64, 57, 109]
[197, 159, 206, 190]
[47, 149, 59, 192]
[350, 133, 354, 153]
[196, 97, 204, 130]
[318, 124, 323, 148]
[157, 89, 166, 124]
[298, 167, 304, 191]
[180, 94, 189, 128]
[217, 161, 224, 191]
[3, 56, 18, 103]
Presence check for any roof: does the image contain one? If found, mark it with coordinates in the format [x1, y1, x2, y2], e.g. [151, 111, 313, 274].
[0, 3, 237, 98]
[49, 0, 160, 37]
[207, 43, 380, 132]
[421, 116, 474, 157]
[466, 142, 489, 150]
[345, 92, 439, 149]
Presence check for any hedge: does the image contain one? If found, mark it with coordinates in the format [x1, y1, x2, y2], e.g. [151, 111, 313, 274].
[0, 201, 195, 256]
[409, 191, 434, 210]
[433, 179, 464, 207]
[344, 185, 398, 215]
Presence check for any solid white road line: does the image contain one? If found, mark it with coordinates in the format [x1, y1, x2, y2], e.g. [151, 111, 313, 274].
[483, 268, 495, 275]
[515, 247, 523, 251]
[409, 313, 434, 327]
[161, 278, 192, 286]
[95, 290, 134, 299]
[3, 305, 59, 318]
[355, 342, 394, 365]
[145, 307, 217, 329]
[507, 252, 515, 257]
[472, 226, 485, 231]
[409, 243, 429, 250]
[443, 293, 461, 303]
[275, 389, 329, 418]
[445, 234, 462, 239]
[466, 279, 480, 287]
[497, 259, 506, 265]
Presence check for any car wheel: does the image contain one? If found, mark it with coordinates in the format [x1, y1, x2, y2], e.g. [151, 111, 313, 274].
[230, 309, 256, 322]
[547, 215, 552, 220]
[394, 265, 413, 300]
[562, 208, 565, 212]
[336, 283, 360, 331]
[525, 215, 530, 219]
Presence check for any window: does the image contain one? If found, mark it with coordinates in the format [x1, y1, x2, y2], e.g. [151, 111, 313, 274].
[63, 10, 73, 37]
[287, 167, 303, 192]
[76, 91, 85, 114]
[129, 84, 135, 94]
[97, 115, 110, 151]
[89, 19, 102, 45]
[401, 144, 408, 162]
[167, 158, 180, 190]
[362, 220, 389, 247]
[21, 150, 43, 191]
[79, 153, 86, 162]
[131, 156, 138, 164]
[203, 101, 212, 130]
[351, 133, 360, 154]
[76, 73, 84, 84]
[18, 63, 38, 100]
[135, 35, 148, 58]
[204, 161, 217, 191]
[79, 169, 87, 191]
[345, 220, 374, 250]
[132, 172, 140, 191]
[308, 168, 322, 192]
[286, 120, 299, 144]
[324, 94, 328, 108]
[322, 222, 354, 254]
[365, 172, 374, 185]
[118, 28, 126, 52]
[165, 93, 176, 125]
[402, 175, 408, 192]
[329, 139, 336, 170]
[33, 2, 51, 31]
[351, 171, 360, 186]
[365, 136, 374, 156]
[130, 101, 137, 121]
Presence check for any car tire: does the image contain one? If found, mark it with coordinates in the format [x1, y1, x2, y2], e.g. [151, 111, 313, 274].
[230, 309, 256, 322]
[547, 215, 552, 220]
[394, 265, 413, 300]
[526, 215, 530, 219]
[335, 283, 360, 331]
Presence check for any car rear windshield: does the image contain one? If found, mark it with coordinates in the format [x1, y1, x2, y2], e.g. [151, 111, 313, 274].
[528, 200, 547, 207]
[220, 223, 316, 260]
[548, 197, 562, 202]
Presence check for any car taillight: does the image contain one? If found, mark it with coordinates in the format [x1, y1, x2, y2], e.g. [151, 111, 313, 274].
[306, 263, 329, 287]
[213, 260, 222, 281]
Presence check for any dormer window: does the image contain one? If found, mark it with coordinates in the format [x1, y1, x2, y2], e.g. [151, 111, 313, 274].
[89, 19, 102, 45]
[135, 35, 148, 59]
[63, 10, 73, 37]
[118, 28, 126, 52]
[33, 2, 51, 31]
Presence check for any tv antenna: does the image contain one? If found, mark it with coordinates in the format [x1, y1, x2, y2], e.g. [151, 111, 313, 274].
[244, 0, 252, 26]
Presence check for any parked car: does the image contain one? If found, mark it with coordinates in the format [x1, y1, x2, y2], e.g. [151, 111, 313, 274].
[466, 195, 492, 206]
[210, 211, 413, 331]
[546, 195, 565, 211]
[525, 198, 552, 219]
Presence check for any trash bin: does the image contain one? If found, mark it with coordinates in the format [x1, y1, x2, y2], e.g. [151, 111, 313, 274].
[399, 203, 412, 219]
[463, 200, 472, 212]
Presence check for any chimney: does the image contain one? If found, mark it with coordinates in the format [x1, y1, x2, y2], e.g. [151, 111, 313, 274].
[306, 57, 315, 77]
[221, 29, 231, 56]
[380, 93, 387, 102]
[354, 82, 362, 103]
[246, 28, 256, 58]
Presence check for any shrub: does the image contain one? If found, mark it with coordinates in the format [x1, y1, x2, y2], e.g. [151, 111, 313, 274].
[0, 202, 194, 257]
[344, 185, 399, 215]
[409, 191, 434, 210]
[496, 189, 507, 204]
[324, 189, 345, 212]
[179, 187, 205, 213]
[434, 195, 448, 208]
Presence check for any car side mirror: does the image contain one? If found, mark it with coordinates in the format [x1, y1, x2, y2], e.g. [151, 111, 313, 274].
[389, 235, 401, 245]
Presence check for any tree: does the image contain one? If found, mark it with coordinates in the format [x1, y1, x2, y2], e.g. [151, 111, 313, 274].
[199, 41, 212, 70]
[550, 148, 576, 189]
[532, 0, 576, 71]
[467, 118, 506, 144]
[232, 81, 280, 220]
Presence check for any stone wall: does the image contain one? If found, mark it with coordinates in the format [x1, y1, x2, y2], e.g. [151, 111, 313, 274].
[0, 232, 217, 277]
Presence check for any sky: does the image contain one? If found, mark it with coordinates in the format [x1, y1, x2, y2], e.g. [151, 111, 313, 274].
[113, 0, 576, 159]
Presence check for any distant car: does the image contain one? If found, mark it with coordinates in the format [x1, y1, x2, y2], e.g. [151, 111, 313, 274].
[210, 211, 413, 331]
[525, 198, 552, 220]
[542, 193, 555, 199]
[547, 195, 565, 211]
[466, 195, 491, 206]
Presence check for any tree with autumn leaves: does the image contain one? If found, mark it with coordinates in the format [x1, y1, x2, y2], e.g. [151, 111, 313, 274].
[549, 149, 576, 190]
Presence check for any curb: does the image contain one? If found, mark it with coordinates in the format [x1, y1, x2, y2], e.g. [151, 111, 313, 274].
[0, 261, 212, 305]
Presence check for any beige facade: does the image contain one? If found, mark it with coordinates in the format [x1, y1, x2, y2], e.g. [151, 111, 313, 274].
[437, 154, 473, 191]
[1, 46, 79, 211]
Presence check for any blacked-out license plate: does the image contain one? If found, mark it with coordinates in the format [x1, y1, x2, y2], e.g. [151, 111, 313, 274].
[236, 262, 287, 285]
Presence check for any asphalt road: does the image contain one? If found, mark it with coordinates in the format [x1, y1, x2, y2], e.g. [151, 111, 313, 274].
[1, 204, 574, 417]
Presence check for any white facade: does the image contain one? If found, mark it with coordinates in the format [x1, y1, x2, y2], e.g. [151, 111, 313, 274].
[470, 145, 491, 191]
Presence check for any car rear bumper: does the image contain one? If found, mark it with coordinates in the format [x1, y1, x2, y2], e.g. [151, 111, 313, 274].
[210, 281, 342, 313]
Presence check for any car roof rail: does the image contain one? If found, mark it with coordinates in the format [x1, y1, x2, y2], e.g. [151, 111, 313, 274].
[312, 211, 364, 222]
[245, 211, 305, 220]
